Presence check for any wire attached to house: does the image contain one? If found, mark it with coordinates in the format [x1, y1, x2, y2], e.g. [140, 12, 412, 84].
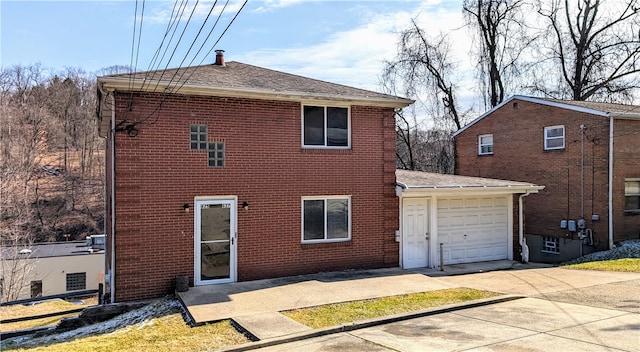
[170, 0, 248, 95]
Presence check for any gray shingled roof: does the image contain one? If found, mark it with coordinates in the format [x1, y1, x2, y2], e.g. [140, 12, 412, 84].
[454, 95, 640, 137]
[99, 61, 412, 105]
[544, 98, 640, 116]
[396, 169, 542, 190]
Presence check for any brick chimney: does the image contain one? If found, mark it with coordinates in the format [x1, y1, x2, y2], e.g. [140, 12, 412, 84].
[215, 50, 225, 66]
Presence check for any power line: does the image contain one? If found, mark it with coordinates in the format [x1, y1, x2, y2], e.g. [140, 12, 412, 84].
[162, 0, 222, 92]
[115, 0, 248, 130]
[151, 0, 201, 93]
[170, 0, 248, 95]
[140, 0, 191, 92]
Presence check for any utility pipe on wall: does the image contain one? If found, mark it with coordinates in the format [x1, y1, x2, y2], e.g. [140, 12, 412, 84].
[519, 191, 531, 263]
[608, 116, 614, 249]
[110, 93, 116, 303]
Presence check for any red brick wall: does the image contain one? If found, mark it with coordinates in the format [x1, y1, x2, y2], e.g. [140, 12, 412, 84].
[108, 92, 399, 301]
[612, 118, 640, 241]
[455, 99, 614, 249]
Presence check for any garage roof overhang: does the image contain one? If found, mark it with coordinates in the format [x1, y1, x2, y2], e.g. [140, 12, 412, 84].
[395, 170, 544, 197]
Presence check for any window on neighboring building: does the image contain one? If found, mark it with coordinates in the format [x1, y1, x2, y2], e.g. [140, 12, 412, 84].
[625, 179, 640, 212]
[541, 236, 560, 254]
[66, 273, 86, 291]
[544, 125, 565, 150]
[478, 134, 494, 155]
[303, 106, 350, 148]
[208, 142, 225, 167]
[30, 280, 42, 298]
[190, 125, 208, 150]
[302, 196, 351, 242]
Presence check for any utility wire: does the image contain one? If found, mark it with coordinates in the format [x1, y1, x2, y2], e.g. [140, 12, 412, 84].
[133, 0, 146, 85]
[136, 0, 248, 124]
[151, 0, 201, 93]
[142, 0, 191, 92]
[139, 0, 187, 92]
[128, 0, 140, 91]
[166, 0, 228, 94]
[171, 0, 248, 94]
[162, 0, 221, 93]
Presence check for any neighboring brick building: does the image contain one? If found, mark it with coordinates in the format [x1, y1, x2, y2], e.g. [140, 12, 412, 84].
[454, 96, 640, 263]
[96, 52, 413, 302]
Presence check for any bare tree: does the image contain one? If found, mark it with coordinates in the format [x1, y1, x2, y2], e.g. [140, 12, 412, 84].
[535, 0, 640, 101]
[463, 0, 533, 108]
[1, 65, 104, 243]
[383, 19, 465, 130]
[0, 213, 37, 302]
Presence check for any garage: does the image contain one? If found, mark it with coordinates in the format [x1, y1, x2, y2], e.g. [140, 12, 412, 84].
[396, 170, 543, 268]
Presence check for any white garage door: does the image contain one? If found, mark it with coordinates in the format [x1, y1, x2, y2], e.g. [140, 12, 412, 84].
[438, 196, 509, 265]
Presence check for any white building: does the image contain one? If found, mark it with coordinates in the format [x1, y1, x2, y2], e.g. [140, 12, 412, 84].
[1, 237, 104, 301]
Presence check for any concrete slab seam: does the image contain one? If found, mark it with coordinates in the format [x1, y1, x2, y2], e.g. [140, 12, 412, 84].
[216, 294, 525, 352]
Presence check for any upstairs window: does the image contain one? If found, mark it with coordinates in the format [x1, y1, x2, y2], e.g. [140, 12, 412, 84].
[544, 125, 565, 150]
[478, 134, 494, 155]
[302, 196, 351, 242]
[625, 179, 640, 212]
[208, 142, 225, 167]
[303, 106, 350, 148]
[190, 125, 208, 150]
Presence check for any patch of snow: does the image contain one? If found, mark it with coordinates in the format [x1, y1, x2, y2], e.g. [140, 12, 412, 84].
[2, 297, 183, 349]
[564, 239, 640, 264]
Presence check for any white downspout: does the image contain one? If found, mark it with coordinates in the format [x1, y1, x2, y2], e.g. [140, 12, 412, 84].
[110, 94, 116, 303]
[608, 116, 614, 249]
[519, 191, 531, 263]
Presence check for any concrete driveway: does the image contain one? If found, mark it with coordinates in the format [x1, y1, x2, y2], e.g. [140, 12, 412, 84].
[219, 266, 640, 352]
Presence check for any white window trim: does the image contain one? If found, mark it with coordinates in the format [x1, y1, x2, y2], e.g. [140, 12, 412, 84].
[301, 105, 351, 149]
[625, 178, 640, 212]
[478, 134, 494, 155]
[301, 195, 352, 243]
[544, 125, 565, 150]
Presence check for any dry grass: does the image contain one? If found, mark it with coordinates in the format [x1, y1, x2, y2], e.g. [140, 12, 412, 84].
[3, 315, 248, 352]
[1, 297, 98, 332]
[562, 258, 640, 272]
[282, 288, 498, 329]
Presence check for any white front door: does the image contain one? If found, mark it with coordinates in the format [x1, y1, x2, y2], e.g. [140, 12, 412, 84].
[402, 198, 430, 268]
[195, 198, 237, 285]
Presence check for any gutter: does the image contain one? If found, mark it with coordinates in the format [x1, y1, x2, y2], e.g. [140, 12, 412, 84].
[519, 191, 531, 263]
[608, 116, 614, 249]
[110, 94, 116, 303]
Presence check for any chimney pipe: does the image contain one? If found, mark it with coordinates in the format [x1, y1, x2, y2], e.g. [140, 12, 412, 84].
[215, 50, 225, 66]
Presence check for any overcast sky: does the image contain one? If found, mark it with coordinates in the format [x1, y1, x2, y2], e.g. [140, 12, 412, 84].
[1, 1, 474, 93]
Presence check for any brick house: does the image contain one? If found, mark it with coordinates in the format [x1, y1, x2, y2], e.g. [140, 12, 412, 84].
[96, 52, 413, 302]
[454, 95, 640, 263]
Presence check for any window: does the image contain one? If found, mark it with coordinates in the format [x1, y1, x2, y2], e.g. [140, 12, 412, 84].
[541, 236, 560, 254]
[208, 142, 225, 167]
[30, 280, 42, 298]
[625, 179, 640, 212]
[478, 134, 493, 155]
[190, 125, 207, 150]
[303, 106, 349, 148]
[302, 196, 351, 242]
[66, 272, 86, 291]
[544, 125, 565, 150]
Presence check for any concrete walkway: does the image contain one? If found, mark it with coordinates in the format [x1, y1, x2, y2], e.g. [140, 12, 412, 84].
[175, 262, 640, 351]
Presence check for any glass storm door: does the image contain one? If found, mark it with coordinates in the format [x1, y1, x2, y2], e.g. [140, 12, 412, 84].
[195, 198, 236, 285]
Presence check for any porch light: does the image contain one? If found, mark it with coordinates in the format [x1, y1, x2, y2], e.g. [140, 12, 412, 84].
[183, 203, 190, 213]
[242, 201, 249, 210]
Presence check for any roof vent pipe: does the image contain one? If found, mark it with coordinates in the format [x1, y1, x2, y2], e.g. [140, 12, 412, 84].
[215, 50, 225, 66]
